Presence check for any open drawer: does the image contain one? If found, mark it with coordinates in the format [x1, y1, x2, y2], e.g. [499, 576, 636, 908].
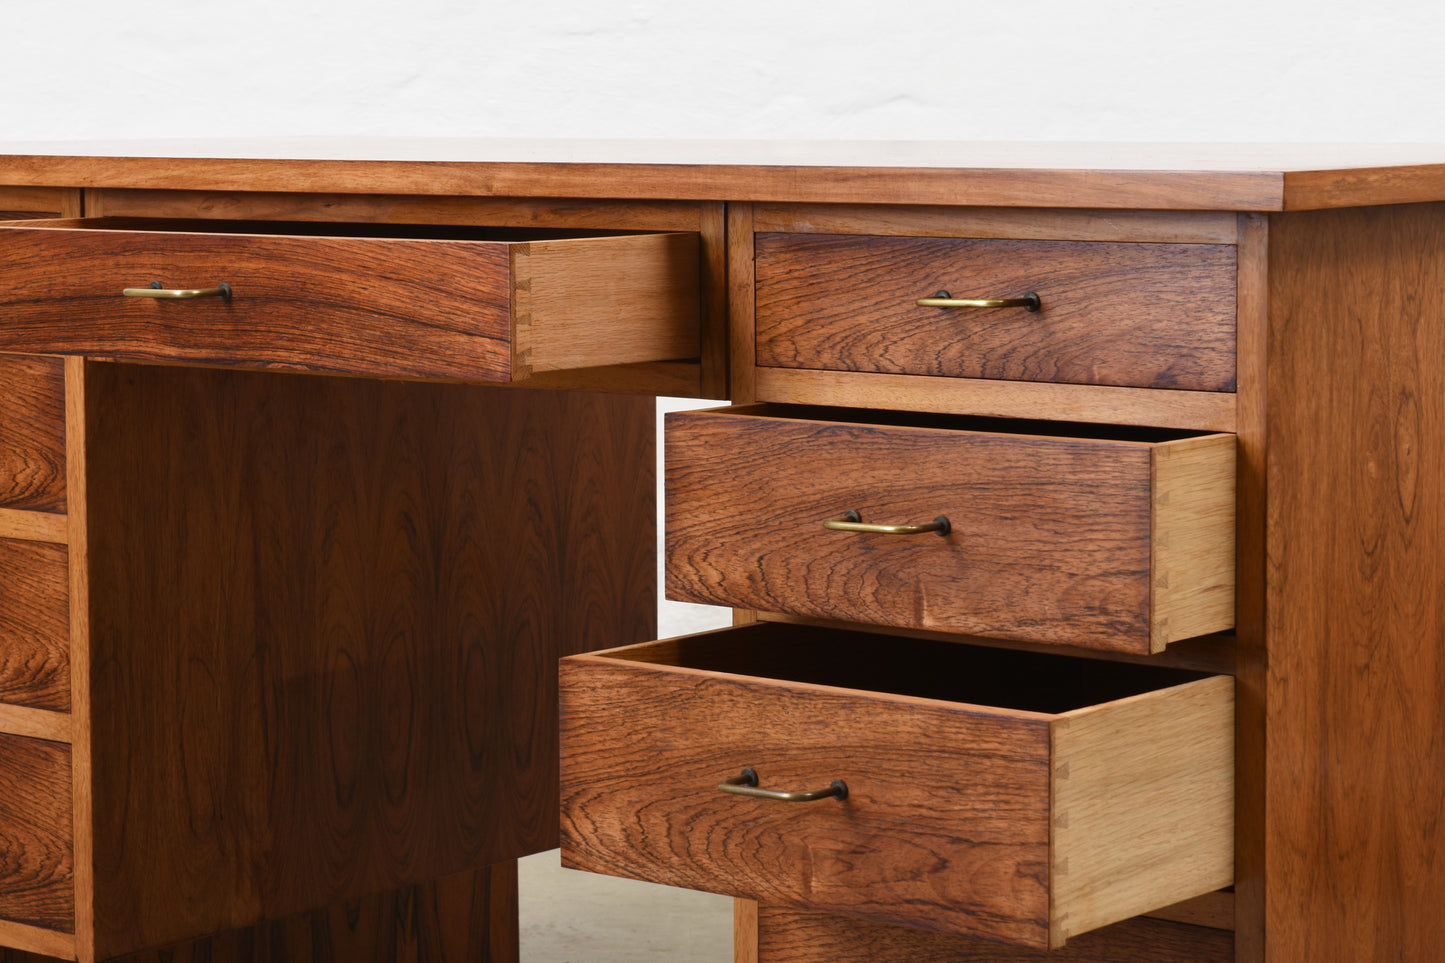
[0, 218, 699, 381]
[559, 623, 1234, 950]
[666, 404, 1235, 654]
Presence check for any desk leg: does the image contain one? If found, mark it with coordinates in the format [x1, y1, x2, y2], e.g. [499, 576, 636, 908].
[52, 362, 656, 961]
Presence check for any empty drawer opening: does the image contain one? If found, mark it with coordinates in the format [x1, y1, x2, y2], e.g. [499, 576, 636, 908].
[614, 623, 1214, 714]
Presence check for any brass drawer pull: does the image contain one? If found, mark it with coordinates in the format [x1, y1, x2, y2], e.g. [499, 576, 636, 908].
[718, 767, 848, 803]
[916, 289, 1041, 312]
[825, 509, 951, 537]
[123, 281, 233, 301]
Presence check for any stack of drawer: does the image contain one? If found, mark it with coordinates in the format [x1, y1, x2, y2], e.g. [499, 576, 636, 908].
[0, 353, 74, 943]
[561, 206, 1240, 955]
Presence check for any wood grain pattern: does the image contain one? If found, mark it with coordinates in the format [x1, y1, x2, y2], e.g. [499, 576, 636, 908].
[753, 204, 1240, 243]
[510, 232, 699, 377]
[0, 918, 73, 961]
[561, 630, 1056, 947]
[1264, 201, 1445, 961]
[0, 223, 698, 383]
[753, 367, 1238, 431]
[0, 186, 70, 221]
[1150, 434, 1237, 650]
[0, 734, 72, 933]
[0, 513, 66, 545]
[1051, 676, 1234, 946]
[1146, 891, 1234, 931]
[753, 906, 1233, 962]
[562, 624, 1229, 949]
[754, 233, 1237, 392]
[727, 203, 757, 404]
[0, 540, 69, 712]
[80, 362, 655, 959]
[0, 356, 66, 514]
[666, 406, 1233, 653]
[0, 863, 517, 963]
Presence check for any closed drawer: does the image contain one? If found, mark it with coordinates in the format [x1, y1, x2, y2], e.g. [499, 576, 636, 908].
[0, 355, 65, 513]
[0, 732, 73, 933]
[754, 233, 1236, 391]
[0, 539, 69, 712]
[0, 219, 699, 381]
[666, 405, 1234, 654]
[559, 623, 1234, 950]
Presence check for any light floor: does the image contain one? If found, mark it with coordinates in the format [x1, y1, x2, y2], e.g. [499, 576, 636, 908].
[519, 850, 732, 962]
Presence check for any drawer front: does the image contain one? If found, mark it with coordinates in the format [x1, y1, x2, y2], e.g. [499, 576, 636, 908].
[0, 221, 699, 381]
[559, 625, 1234, 949]
[0, 355, 65, 513]
[665, 406, 1235, 654]
[0, 732, 73, 933]
[0, 539, 69, 712]
[754, 233, 1236, 391]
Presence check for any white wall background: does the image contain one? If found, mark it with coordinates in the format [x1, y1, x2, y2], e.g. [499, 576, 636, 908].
[6, 0, 1445, 143]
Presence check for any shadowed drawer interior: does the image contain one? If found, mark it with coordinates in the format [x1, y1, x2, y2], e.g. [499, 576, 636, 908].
[560, 623, 1234, 949]
[0, 218, 700, 381]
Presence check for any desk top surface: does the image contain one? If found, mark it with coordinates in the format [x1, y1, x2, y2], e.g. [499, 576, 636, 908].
[4, 139, 1445, 211]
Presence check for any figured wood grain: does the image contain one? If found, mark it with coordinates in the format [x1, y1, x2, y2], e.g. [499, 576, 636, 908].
[755, 233, 1237, 392]
[752, 204, 1240, 244]
[666, 407, 1233, 652]
[0, 223, 698, 383]
[1264, 202, 1445, 961]
[1150, 434, 1237, 651]
[753, 906, 1233, 962]
[0, 513, 66, 545]
[560, 637, 1057, 946]
[0, 540, 69, 712]
[0, 356, 66, 514]
[563, 625, 1230, 950]
[81, 362, 655, 959]
[510, 232, 699, 377]
[0, 734, 73, 933]
[1051, 676, 1234, 946]
[753, 367, 1238, 431]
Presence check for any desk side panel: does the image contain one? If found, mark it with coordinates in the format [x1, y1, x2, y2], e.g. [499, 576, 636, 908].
[79, 364, 656, 959]
[1266, 202, 1445, 961]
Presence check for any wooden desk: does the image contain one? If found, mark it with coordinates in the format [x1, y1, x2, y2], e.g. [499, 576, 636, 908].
[1, 143, 1443, 962]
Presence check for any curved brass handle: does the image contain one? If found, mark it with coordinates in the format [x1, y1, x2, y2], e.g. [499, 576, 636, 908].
[123, 281, 233, 301]
[718, 768, 848, 803]
[916, 289, 1041, 312]
[825, 509, 950, 537]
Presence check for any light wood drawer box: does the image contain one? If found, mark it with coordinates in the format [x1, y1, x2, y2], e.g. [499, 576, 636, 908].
[754, 233, 1236, 391]
[0, 355, 65, 513]
[0, 732, 73, 934]
[0, 219, 700, 381]
[559, 623, 1234, 950]
[0, 538, 69, 712]
[665, 405, 1235, 655]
